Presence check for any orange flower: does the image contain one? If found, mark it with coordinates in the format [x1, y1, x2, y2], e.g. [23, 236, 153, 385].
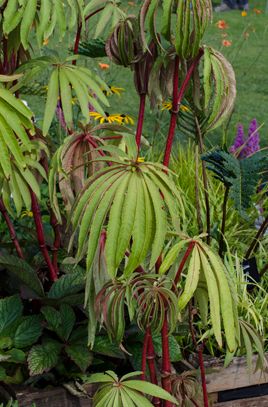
[222, 39, 232, 47]
[253, 8, 262, 14]
[241, 10, 247, 16]
[98, 63, 110, 70]
[216, 20, 228, 29]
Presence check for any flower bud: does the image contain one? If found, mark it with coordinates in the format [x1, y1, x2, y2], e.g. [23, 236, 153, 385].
[105, 16, 143, 67]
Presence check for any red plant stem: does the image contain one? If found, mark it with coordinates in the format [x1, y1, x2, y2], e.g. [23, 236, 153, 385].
[73, 23, 82, 63]
[49, 211, 61, 274]
[72, 8, 105, 65]
[198, 345, 209, 407]
[41, 157, 61, 274]
[141, 328, 150, 381]
[147, 332, 161, 406]
[163, 50, 203, 167]
[0, 199, 24, 259]
[161, 314, 173, 407]
[174, 241, 195, 286]
[163, 55, 180, 167]
[135, 93, 146, 152]
[30, 191, 58, 282]
[189, 304, 209, 407]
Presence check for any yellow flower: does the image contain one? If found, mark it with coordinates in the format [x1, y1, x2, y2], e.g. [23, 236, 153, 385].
[21, 210, 33, 219]
[120, 114, 134, 125]
[103, 86, 125, 97]
[137, 157, 145, 163]
[162, 101, 190, 112]
[241, 10, 247, 16]
[89, 112, 134, 125]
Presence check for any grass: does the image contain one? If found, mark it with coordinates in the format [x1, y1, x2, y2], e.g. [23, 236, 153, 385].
[24, 0, 268, 151]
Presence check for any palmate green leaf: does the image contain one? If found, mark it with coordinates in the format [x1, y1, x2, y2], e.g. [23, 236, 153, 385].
[178, 245, 200, 310]
[90, 371, 179, 407]
[86, 174, 124, 273]
[194, 287, 208, 326]
[0, 114, 25, 166]
[3, 0, 85, 48]
[0, 132, 12, 178]
[43, 68, 59, 136]
[77, 170, 125, 260]
[105, 172, 132, 277]
[121, 388, 154, 407]
[144, 174, 167, 268]
[110, 172, 137, 272]
[203, 243, 237, 352]
[37, 0, 52, 46]
[198, 247, 222, 348]
[20, 0, 37, 50]
[124, 381, 178, 404]
[59, 69, 73, 129]
[71, 150, 183, 285]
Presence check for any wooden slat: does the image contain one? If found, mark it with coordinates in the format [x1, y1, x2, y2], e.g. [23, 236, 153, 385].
[214, 395, 268, 406]
[206, 355, 268, 393]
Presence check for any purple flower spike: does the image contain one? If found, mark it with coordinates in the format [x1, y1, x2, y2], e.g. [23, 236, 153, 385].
[56, 101, 67, 130]
[229, 123, 245, 155]
[246, 118, 260, 156]
[230, 119, 260, 159]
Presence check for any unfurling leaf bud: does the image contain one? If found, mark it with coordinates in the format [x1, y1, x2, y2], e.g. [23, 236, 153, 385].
[105, 16, 143, 67]
[140, 0, 212, 59]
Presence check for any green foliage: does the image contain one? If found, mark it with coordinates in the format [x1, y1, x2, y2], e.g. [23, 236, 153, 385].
[140, 0, 212, 58]
[78, 39, 107, 58]
[0, 255, 44, 297]
[202, 149, 268, 216]
[15, 54, 110, 135]
[2, 0, 84, 49]
[87, 371, 179, 406]
[160, 237, 238, 352]
[70, 143, 183, 279]
[28, 341, 62, 376]
[0, 87, 45, 215]
[83, 0, 126, 38]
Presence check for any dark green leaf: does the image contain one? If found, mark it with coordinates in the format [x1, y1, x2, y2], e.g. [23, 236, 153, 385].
[13, 316, 42, 349]
[28, 341, 61, 375]
[0, 255, 44, 297]
[153, 334, 182, 362]
[65, 344, 93, 372]
[0, 296, 23, 334]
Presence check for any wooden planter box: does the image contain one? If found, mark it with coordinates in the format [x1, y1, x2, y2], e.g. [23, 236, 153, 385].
[206, 354, 268, 406]
[0, 384, 96, 407]
[2, 355, 268, 407]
